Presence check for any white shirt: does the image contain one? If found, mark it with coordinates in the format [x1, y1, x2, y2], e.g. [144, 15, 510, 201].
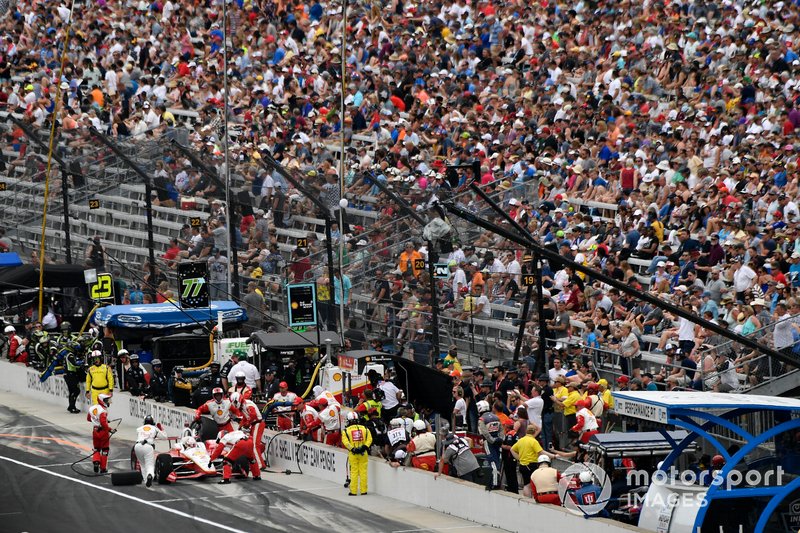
[678, 317, 695, 342]
[773, 312, 797, 350]
[136, 423, 168, 445]
[548, 367, 567, 384]
[733, 265, 756, 292]
[227, 360, 260, 389]
[453, 398, 467, 424]
[524, 396, 543, 427]
[379, 380, 401, 410]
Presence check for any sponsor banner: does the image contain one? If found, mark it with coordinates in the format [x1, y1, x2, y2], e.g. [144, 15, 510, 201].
[0, 360, 195, 434]
[615, 397, 668, 424]
[0, 362, 89, 411]
[264, 430, 347, 484]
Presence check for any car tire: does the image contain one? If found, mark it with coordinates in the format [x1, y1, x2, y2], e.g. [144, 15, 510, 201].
[155, 453, 173, 484]
[190, 417, 218, 442]
[111, 471, 143, 486]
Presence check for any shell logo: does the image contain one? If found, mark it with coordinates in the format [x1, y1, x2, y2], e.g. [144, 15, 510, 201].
[333, 372, 342, 382]
[291, 302, 299, 309]
[328, 409, 336, 417]
[216, 410, 224, 416]
[143, 425, 152, 431]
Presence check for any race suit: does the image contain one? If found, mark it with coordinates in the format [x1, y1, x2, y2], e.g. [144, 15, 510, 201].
[86, 363, 114, 405]
[209, 430, 261, 481]
[272, 391, 297, 431]
[571, 407, 600, 444]
[134, 423, 168, 483]
[299, 404, 323, 442]
[342, 423, 373, 495]
[406, 432, 437, 471]
[319, 403, 342, 446]
[238, 399, 266, 468]
[87, 403, 111, 471]
[195, 397, 242, 433]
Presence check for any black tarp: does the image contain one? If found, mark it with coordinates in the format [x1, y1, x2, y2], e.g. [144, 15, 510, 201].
[344, 350, 454, 419]
[247, 330, 342, 350]
[0, 264, 89, 290]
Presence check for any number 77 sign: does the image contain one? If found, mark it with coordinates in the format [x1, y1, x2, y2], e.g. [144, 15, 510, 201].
[177, 261, 210, 308]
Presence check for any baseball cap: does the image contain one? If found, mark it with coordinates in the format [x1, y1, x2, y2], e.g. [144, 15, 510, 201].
[279, 381, 288, 388]
[617, 375, 630, 384]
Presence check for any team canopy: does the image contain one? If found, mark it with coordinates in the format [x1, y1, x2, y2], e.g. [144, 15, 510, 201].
[94, 301, 246, 329]
[0, 253, 23, 268]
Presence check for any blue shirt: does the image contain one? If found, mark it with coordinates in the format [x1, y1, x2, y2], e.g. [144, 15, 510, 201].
[334, 275, 351, 304]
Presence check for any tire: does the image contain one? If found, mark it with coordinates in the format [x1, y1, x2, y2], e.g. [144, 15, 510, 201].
[111, 471, 143, 486]
[130, 447, 139, 471]
[190, 417, 218, 442]
[155, 453, 173, 485]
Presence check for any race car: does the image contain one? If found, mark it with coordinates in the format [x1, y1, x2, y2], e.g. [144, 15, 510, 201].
[129, 420, 250, 484]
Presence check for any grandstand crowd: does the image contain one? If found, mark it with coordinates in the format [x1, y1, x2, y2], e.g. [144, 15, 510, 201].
[2, 0, 800, 441]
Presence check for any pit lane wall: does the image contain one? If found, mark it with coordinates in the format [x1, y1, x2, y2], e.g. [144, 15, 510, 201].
[0, 361, 193, 435]
[263, 430, 644, 533]
[0, 361, 641, 533]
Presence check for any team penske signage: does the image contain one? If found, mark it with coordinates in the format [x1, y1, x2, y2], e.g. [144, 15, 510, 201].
[614, 397, 668, 424]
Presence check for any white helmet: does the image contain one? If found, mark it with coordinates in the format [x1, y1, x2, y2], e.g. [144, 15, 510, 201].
[389, 418, 403, 428]
[4, 325, 15, 334]
[234, 371, 246, 380]
[91, 350, 103, 359]
[117, 349, 129, 357]
[413, 419, 427, 432]
[346, 412, 359, 422]
[229, 391, 241, 408]
[183, 436, 197, 447]
[579, 470, 593, 483]
[538, 455, 551, 464]
[477, 400, 491, 414]
[98, 394, 111, 408]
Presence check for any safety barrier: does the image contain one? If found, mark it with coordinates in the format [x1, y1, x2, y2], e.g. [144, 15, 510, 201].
[263, 429, 643, 533]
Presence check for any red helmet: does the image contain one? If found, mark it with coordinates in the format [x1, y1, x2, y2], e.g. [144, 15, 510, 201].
[317, 398, 328, 408]
[577, 399, 591, 410]
[712, 455, 725, 467]
[587, 382, 600, 392]
[293, 396, 304, 406]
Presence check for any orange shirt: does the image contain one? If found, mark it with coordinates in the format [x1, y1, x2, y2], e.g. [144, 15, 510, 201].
[90, 88, 104, 108]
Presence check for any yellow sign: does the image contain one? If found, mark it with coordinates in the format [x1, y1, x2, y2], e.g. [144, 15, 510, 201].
[0, 182, 6, 191]
[90, 273, 114, 301]
[189, 217, 202, 227]
[521, 274, 536, 287]
[296, 238, 308, 248]
[89, 199, 100, 209]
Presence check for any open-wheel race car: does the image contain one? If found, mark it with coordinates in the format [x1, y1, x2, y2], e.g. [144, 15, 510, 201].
[129, 418, 250, 484]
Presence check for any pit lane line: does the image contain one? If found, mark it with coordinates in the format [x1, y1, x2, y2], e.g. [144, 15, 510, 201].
[0, 454, 250, 533]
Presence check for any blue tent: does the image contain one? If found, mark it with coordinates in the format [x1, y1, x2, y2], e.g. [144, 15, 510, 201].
[94, 301, 247, 329]
[0, 252, 24, 268]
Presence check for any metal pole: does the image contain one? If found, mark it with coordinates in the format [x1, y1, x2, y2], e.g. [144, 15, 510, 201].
[324, 218, 337, 333]
[61, 165, 72, 264]
[88, 128, 156, 284]
[534, 254, 548, 373]
[512, 255, 534, 367]
[426, 240, 441, 364]
[336, 0, 348, 343]
[221, 0, 235, 300]
[440, 200, 796, 368]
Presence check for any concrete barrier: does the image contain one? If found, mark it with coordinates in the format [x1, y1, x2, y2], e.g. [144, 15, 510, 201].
[263, 430, 644, 533]
[0, 361, 194, 435]
[1, 360, 643, 533]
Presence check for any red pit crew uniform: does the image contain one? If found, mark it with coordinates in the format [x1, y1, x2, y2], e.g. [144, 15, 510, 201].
[238, 399, 266, 469]
[195, 397, 242, 433]
[272, 391, 297, 431]
[228, 383, 253, 401]
[209, 430, 261, 482]
[299, 404, 323, 442]
[87, 402, 111, 472]
[319, 403, 342, 447]
[571, 407, 600, 445]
